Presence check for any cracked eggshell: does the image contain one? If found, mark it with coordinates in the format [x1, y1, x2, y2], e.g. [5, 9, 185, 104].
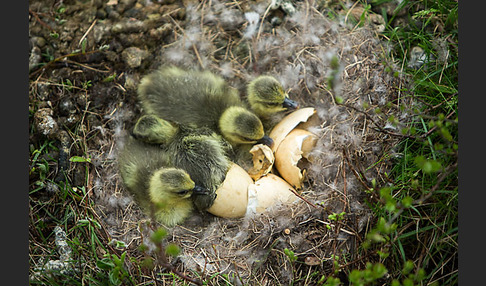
[274, 129, 318, 190]
[207, 163, 253, 218]
[247, 144, 275, 181]
[269, 107, 316, 152]
[247, 174, 299, 214]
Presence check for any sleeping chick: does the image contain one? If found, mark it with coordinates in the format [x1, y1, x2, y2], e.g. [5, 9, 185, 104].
[137, 66, 274, 149]
[118, 136, 209, 226]
[131, 114, 231, 211]
[246, 75, 299, 130]
[132, 113, 177, 145]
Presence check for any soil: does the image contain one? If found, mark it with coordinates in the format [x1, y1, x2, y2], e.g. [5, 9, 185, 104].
[29, 0, 408, 284]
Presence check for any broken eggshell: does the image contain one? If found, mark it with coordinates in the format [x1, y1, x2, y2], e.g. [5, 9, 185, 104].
[275, 128, 318, 190]
[247, 174, 299, 214]
[207, 163, 253, 218]
[247, 144, 275, 181]
[208, 108, 319, 218]
[269, 107, 316, 152]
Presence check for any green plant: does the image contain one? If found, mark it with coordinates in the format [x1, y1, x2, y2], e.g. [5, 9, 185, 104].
[284, 248, 298, 264]
[348, 262, 388, 285]
[360, 0, 458, 285]
[29, 140, 58, 194]
[328, 211, 346, 222]
[96, 252, 133, 286]
[322, 0, 457, 284]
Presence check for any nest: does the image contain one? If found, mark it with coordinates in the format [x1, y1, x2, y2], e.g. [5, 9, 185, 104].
[30, 0, 409, 284]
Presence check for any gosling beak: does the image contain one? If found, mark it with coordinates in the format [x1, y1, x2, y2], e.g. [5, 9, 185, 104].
[192, 185, 209, 195]
[257, 135, 274, 148]
[282, 97, 299, 110]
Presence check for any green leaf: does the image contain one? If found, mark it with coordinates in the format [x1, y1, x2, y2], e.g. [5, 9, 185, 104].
[348, 269, 362, 283]
[401, 196, 413, 208]
[385, 199, 397, 212]
[108, 269, 121, 286]
[330, 55, 340, 69]
[335, 96, 344, 104]
[377, 250, 389, 259]
[379, 187, 392, 199]
[440, 127, 453, 141]
[402, 260, 414, 275]
[140, 257, 154, 270]
[138, 243, 148, 252]
[165, 243, 180, 257]
[103, 73, 117, 83]
[284, 248, 297, 262]
[114, 240, 127, 249]
[324, 277, 341, 286]
[90, 219, 101, 229]
[112, 256, 121, 266]
[402, 278, 414, 286]
[150, 227, 167, 244]
[69, 156, 91, 163]
[96, 258, 115, 270]
[414, 156, 442, 173]
[372, 263, 388, 279]
[77, 219, 90, 226]
[81, 38, 87, 54]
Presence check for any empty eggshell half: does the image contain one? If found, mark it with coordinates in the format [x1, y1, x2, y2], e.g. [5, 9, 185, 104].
[247, 174, 299, 214]
[269, 107, 316, 152]
[207, 163, 253, 218]
[275, 129, 318, 190]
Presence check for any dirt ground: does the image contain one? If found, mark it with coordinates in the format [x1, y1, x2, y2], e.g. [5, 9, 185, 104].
[29, 0, 408, 284]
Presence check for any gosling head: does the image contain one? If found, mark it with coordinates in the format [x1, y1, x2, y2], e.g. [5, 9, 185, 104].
[247, 75, 299, 118]
[132, 115, 177, 145]
[219, 106, 274, 147]
[148, 168, 208, 226]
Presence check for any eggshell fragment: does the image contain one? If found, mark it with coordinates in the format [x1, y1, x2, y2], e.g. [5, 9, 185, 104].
[207, 163, 253, 218]
[247, 144, 275, 181]
[275, 129, 318, 190]
[269, 107, 316, 152]
[247, 174, 299, 214]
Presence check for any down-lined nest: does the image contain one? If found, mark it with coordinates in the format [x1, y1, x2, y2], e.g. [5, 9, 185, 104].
[32, 0, 408, 284]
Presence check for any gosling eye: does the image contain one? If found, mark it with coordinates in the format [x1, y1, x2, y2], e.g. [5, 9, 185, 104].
[239, 136, 257, 143]
[176, 189, 190, 196]
[265, 102, 281, 107]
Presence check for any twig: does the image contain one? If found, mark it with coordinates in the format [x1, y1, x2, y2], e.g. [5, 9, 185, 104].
[288, 188, 318, 209]
[29, 50, 102, 78]
[193, 44, 204, 69]
[63, 60, 111, 73]
[342, 149, 349, 213]
[315, 219, 355, 236]
[255, 3, 272, 43]
[78, 19, 97, 47]
[29, 9, 55, 32]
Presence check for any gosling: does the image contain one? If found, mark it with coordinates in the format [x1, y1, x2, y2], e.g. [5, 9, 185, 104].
[118, 136, 209, 226]
[131, 114, 231, 211]
[137, 66, 274, 149]
[247, 75, 299, 130]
